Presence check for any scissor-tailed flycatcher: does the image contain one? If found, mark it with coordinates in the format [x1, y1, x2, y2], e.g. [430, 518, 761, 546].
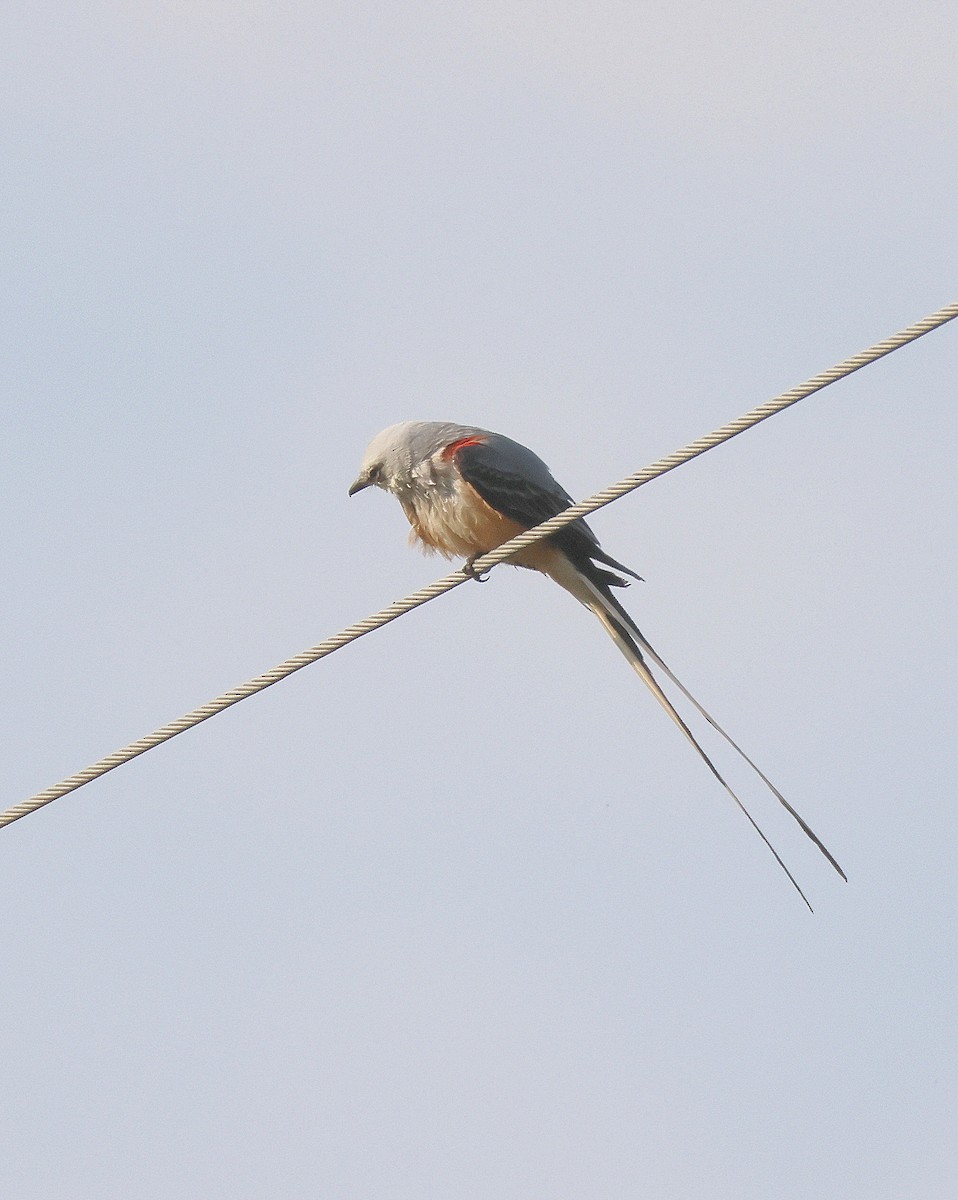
[349, 420, 845, 906]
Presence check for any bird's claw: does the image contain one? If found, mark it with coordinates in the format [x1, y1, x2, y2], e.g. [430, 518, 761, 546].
[462, 555, 490, 582]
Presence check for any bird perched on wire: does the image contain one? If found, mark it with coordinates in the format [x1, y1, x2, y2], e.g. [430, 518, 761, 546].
[349, 420, 845, 907]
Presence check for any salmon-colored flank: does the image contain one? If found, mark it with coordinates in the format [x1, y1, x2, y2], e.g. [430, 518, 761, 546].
[441, 435, 487, 460]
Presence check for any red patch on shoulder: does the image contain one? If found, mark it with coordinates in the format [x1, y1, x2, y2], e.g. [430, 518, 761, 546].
[441, 435, 487, 460]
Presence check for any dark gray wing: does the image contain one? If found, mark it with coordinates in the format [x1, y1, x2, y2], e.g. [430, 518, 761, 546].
[454, 434, 641, 588]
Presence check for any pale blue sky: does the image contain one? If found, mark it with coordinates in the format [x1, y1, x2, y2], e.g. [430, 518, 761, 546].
[3, 4, 957, 1197]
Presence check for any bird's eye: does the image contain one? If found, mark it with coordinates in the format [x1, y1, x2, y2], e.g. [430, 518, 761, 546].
[369, 464, 383, 482]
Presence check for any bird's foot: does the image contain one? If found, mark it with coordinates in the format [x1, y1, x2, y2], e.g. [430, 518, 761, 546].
[462, 555, 490, 582]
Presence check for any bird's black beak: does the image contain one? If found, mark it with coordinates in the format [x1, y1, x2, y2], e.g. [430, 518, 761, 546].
[348, 475, 370, 497]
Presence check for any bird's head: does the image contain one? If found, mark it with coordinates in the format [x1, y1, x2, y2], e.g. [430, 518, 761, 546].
[348, 421, 479, 497]
[348, 423, 415, 496]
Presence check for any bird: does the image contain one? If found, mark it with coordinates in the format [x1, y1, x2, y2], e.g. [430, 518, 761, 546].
[349, 420, 845, 908]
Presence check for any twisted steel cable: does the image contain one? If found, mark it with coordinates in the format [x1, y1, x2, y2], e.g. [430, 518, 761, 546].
[3, 300, 956, 831]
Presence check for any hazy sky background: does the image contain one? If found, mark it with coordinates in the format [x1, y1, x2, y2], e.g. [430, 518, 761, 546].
[3, 3, 956, 1197]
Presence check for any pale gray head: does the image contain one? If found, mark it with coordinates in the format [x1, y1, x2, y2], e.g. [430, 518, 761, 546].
[348, 421, 484, 496]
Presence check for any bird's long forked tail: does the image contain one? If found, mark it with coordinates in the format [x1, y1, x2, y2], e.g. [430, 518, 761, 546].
[635, 633, 847, 882]
[576, 577, 846, 911]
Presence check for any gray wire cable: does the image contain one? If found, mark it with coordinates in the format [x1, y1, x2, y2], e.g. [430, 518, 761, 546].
[3, 300, 956, 832]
